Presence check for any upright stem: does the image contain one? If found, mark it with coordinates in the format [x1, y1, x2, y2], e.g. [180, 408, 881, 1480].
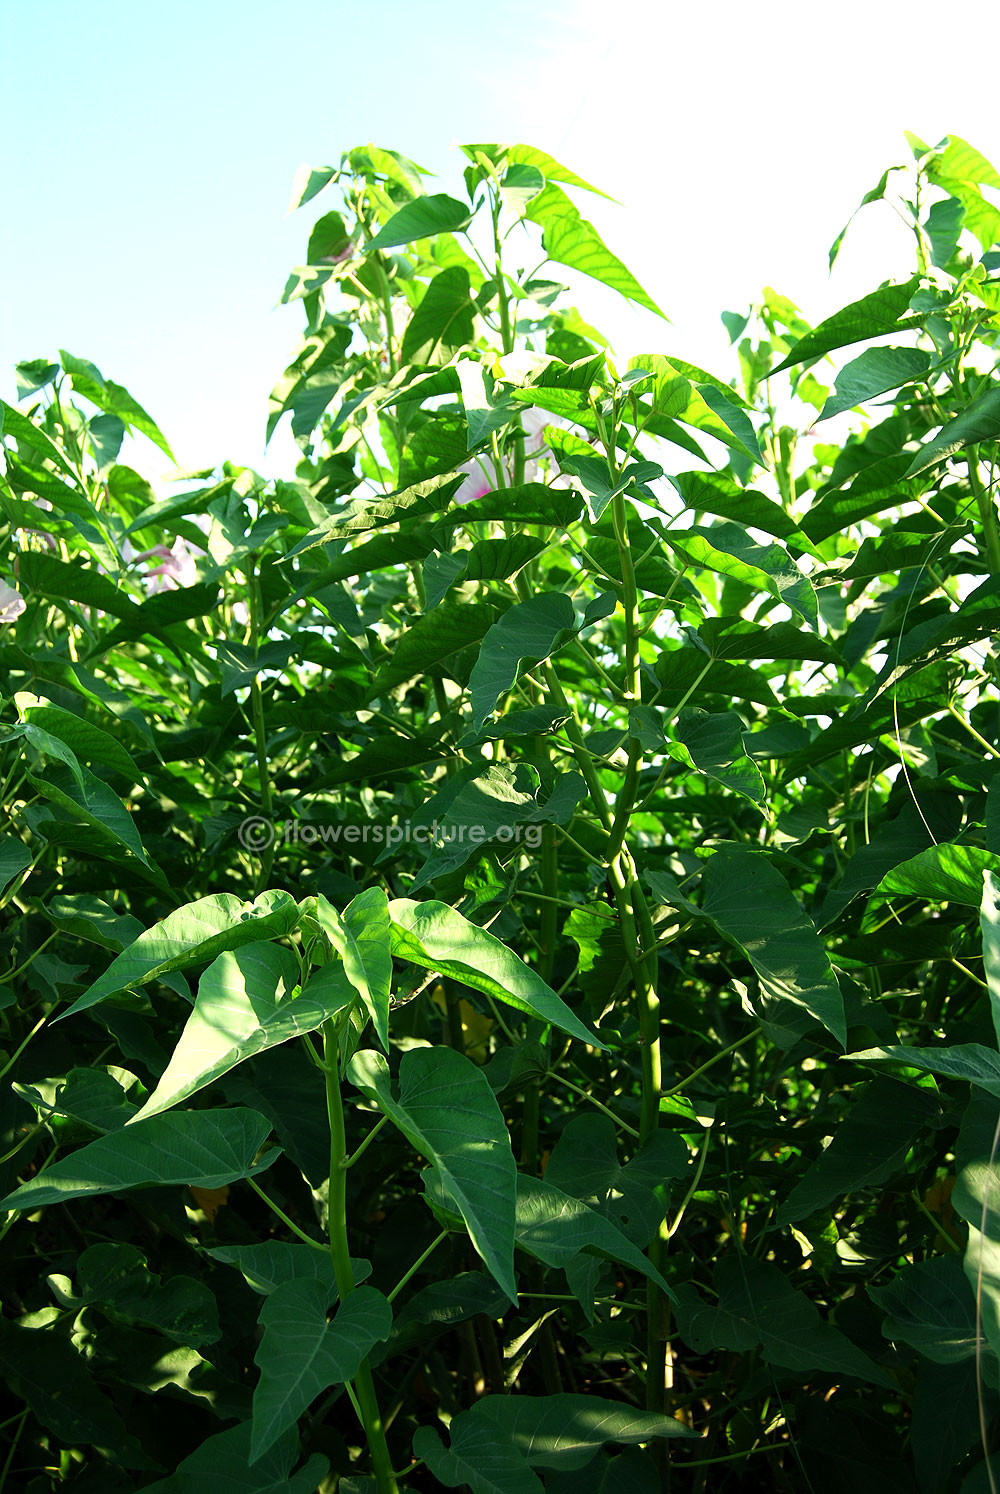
[322, 1021, 398, 1494]
[606, 481, 668, 1424]
[968, 447, 1000, 575]
[247, 562, 274, 896]
[492, 195, 515, 357]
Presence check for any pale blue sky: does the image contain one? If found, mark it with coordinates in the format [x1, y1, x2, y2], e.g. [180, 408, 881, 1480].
[4, 0, 1000, 482]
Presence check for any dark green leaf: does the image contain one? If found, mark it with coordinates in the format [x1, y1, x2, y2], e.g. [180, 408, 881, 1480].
[772, 278, 922, 374]
[905, 384, 1000, 477]
[365, 194, 472, 252]
[401, 267, 476, 364]
[818, 347, 931, 422]
[649, 849, 846, 1046]
[470, 593, 575, 729]
[0, 1108, 278, 1212]
[141, 1419, 327, 1493]
[251, 1280, 391, 1460]
[871, 1254, 981, 1363]
[347, 1046, 518, 1302]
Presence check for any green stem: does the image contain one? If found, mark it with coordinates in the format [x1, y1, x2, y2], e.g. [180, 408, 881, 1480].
[387, 1230, 449, 1304]
[248, 562, 275, 896]
[247, 1177, 328, 1252]
[659, 1032, 757, 1099]
[946, 700, 1000, 760]
[0, 1012, 49, 1080]
[546, 1071, 639, 1138]
[968, 447, 1000, 575]
[491, 195, 515, 357]
[0, 931, 58, 987]
[322, 1021, 398, 1494]
[344, 1114, 389, 1169]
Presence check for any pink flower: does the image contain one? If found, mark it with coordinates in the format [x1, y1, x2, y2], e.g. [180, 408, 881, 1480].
[0, 582, 26, 624]
[453, 408, 562, 505]
[123, 537, 197, 593]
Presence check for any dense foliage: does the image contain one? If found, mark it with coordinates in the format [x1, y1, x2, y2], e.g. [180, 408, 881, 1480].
[2, 131, 1000, 1492]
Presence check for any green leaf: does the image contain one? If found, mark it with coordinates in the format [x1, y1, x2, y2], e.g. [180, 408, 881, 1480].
[141, 1419, 327, 1494]
[557, 451, 663, 521]
[381, 1271, 509, 1360]
[289, 472, 465, 553]
[513, 1174, 675, 1301]
[58, 890, 301, 1022]
[405, 765, 584, 889]
[926, 136, 1000, 251]
[649, 849, 846, 1047]
[871, 1254, 981, 1364]
[675, 1253, 893, 1386]
[464, 535, 547, 585]
[365, 194, 472, 252]
[251, 1280, 392, 1461]
[457, 359, 521, 447]
[627, 356, 760, 463]
[878, 844, 1000, 907]
[848, 1042, 1000, 1100]
[985, 871, 1000, 1050]
[469, 593, 575, 729]
[101, 582, 222, 647]
[904, 384, 1000, 477]
[0, 835, 32, 896]
[60, 350, 175, 460]
[953, 1160, 1000, 1367]
[526, 184, 664, 318]
[131, 944, 355, 1121]
[664, 523, 817, 628]
[0, 1108, 278, 1212]
[288, 162, 337, 209]
[414, 1418, 542, 1494]
[401, 267, 476, 364]
[818, 347, 931, 421]
[348, 1046, 518, 1302]
[771, 277, 922, 374]
[544, 1114, 688, 1246]
[387, 898, 604, 1048]
[472, 1392, 697, 1467]
[0, 399, 78, 477]
[861, 577, 1000, 704]
[698, 615, 840, 666]
[18, 550, 135, 619]
[828, 166, 903, 270]
[442, 480, 584, 530]
[13, 720, 85, 791]
[313, 888, 393, 1051]
[695, 384, 763, 463]
[500, 162, 546, 213]
[369, 601, 496, 697]
[14, 1066, 138, 1132]
[47, 1241, 219, 1348]
[0, 1316, 152, 1466]
[670, 708, 768, 810]
[23, 704, 141, 781]
[209, 1242, 370, 1296]
[44, 894, 143, 952]
[27, 762, 154, 867]
[777, 1078, 940, 1224]
[507, 143, 617, 200]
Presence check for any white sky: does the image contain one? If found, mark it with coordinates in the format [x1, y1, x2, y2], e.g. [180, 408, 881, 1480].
[3, 0, 999, 486]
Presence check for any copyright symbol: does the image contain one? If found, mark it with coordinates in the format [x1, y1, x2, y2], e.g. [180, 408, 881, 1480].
[238, 816, 276, 852]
